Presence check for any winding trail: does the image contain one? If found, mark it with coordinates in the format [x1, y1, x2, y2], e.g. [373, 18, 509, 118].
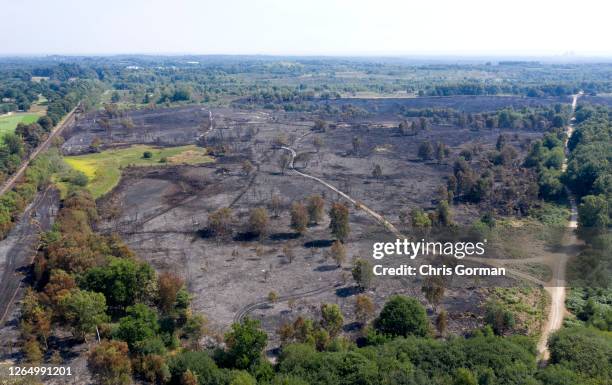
[279, 145, 404, 239]
[233, 138, 404, 323]
[237, 97, 583, 339]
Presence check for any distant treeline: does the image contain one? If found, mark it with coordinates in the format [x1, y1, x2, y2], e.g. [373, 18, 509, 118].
[3, 57, 612, 112]
[422, 82, 609, 97]
[401, 104, 571, 130]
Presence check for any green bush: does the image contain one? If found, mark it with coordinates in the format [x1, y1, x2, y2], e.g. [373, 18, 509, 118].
[374, 295, 429, 338]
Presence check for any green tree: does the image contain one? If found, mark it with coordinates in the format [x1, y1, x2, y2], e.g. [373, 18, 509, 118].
[82, 257, 155, 309]
[352, 258, 373, 290]
[61, 289, 109, 341]
[290, 202, 308, 234]
[548, 327, 612, 380]
[454, 368, 477, 385]
[538, 168, 564, 200]
[320, 303, 344, 337]
[578, 195, 609, 233]
[114, 304, 159, 351]
[410, 208, 432, 230]
[230, 371, 257, 385]
[168, 351, 224, 385]
[225, 318, 268, 370]
[374, 295, 429, 337]
[329, 202, 350, 242]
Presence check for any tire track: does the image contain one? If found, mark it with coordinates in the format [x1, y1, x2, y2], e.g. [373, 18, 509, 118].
[233, 282, 343, 323]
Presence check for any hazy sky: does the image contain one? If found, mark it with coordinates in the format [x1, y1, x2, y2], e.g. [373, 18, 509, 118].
[2, 0, 611, 56]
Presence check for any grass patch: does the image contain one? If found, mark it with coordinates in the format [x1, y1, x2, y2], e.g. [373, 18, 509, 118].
[507, 262, 553, 282]
[490, 287, 549, 337]
[530, 202, 570, 227]
[0, 113, 39, 138]
[63, 145, 213, 198]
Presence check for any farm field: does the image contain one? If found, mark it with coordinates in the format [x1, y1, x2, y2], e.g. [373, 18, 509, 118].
[0, 113, 39, 138]
[63, 144, 214, 198]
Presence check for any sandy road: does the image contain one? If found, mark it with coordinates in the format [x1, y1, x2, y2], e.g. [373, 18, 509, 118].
[537, 92, 582, 362]
[240, 98, 584, 336]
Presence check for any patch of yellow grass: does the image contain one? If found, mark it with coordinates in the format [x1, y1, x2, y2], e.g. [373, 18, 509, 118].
[63, 145, 213, 198]
[167, 150, 211, 163]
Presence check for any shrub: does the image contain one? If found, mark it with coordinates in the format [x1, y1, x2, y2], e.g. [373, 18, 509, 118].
[374, 295, 429, 337]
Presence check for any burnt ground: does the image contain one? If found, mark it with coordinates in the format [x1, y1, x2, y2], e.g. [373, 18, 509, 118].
[85, 99, 551, 349]
[312, 95, 571, 117]
[0, 96, 559, 366]
[0, 188, 60, 361]
[61, 105, 272, 155]
[579, 95, 612, 107]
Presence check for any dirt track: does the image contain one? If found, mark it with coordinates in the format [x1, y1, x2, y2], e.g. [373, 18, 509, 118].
[536, 92, 583, 361]
[280, 144, 404, 239]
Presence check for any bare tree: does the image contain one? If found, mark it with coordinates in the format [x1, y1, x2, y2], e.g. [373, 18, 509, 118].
[242, 160, 255, 176]
[278, 153, 292, 174]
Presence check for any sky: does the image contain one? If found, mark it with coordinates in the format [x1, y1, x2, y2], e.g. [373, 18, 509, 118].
[1, 0, 611, 57]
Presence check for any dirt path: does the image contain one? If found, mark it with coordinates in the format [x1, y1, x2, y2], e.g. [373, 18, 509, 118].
[232, 141, 404, 323]
[0, 104, 78, 197]
[240, 99, 584, 336]
[279, 145, 404, 239]
[536, 92, 582, 361]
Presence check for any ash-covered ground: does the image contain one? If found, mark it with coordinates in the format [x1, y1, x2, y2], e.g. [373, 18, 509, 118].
[82, 100, 549, 347]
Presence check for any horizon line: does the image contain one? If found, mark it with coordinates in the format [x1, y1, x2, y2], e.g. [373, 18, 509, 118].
[2, 52, 612, 60]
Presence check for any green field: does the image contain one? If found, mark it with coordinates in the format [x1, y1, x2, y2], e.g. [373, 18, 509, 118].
[0, 113, 39, 137]
[63, 144, 214, 198]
